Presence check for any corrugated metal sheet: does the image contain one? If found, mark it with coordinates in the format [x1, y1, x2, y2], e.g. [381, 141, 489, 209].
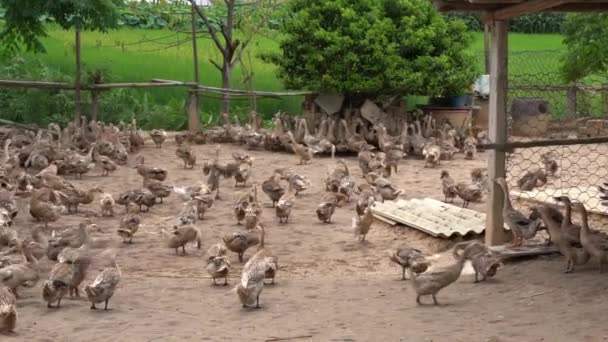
[371, 198, 507, 238]
[511, 186, 607, 216]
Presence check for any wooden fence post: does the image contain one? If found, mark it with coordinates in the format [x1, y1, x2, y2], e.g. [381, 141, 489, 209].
[485, 19, 509, 246]
[90, 90, 99, 122]
[567, 84, 577, 118]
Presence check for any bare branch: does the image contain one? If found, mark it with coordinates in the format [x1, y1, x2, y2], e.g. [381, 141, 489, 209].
[231, 39, 251, 67]
[209, 58, 223, 72]
[188, 0, 226, 53]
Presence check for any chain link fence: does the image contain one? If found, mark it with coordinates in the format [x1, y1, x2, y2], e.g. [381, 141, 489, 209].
[498, 50, 608, 223]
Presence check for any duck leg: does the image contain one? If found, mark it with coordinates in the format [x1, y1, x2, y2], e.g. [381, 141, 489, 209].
[104, 299, 110, 310]
[212, 277, 217, 285]
[255, 295, 261, 309]
[432, 295, 439, 305]
[90, 303, 97, 310]
[416, 295, 422, 305]
[401, 267, 406, 280]
[223, 276, 228, 286]
[182, 245, 187, 255]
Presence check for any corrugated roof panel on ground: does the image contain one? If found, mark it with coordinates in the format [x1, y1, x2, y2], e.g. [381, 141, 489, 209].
[371, 198, 502, 238]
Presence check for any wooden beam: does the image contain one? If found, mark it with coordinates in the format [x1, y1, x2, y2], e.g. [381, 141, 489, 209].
[479, 136, 608, 151]
[493, 0, 569, 20]
[0, 80, 75, 89]
[435, 0, 608, 13]
[485, 20, 509, 247]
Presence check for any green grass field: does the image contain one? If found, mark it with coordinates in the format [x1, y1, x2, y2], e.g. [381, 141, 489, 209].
[29, 28, 566, 110]
[6, 27, 585, 127]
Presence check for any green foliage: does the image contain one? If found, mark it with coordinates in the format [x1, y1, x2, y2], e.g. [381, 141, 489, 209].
[265, 0, 478, 97]
[0, 55, 188, 129]
[561, 13, 608, 82]
[0, 0, 122, 56]
[446, 12, 565, 34]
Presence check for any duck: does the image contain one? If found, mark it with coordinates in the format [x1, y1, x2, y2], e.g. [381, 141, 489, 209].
[57, 186, 104, 214]
[552, 196, 583, 245]
[173, 182, 211, 202]
[0, 246, 39, 298]
[357, 143, 376, 176]
[150, 129, 167, 148]
[262, 170, 286, 208]
[388, 247, 429, 280]
[276, 181, 296, 224]
[282, 172, 310, 196]
[572, 201, 608, 273]
[207, 256, 231, 286]
[316, 192, 347, 224]
[143, 176, 171, 203]
[29, 188, 65, 228]
[98, 155, 118, 176]
[234, 191, 253, 225]
[163, 224, 202, 255]
[440, 171, 457, 203]
[84, 253, 121, 310]
[422, 139, 441, 168]
[116, 188, 156, 212]
[366, 173, 402, 202]
[353, 203, 374, 242]
[43, 249, 91, 307]
[192, 193, 215, 220]
[69, 143, 97, 178]
[176, 143, 196, 169]
[355, 184, 377, 216]
[0, 191, 17, 226]
[117, 203, 141, 244]
[176, 200, 198, 226]
[222, 230, 260, 263]
[453, 181, 483, 208]
[494, 178, 541, 246]
[410, 242, 467, 305]
[234, 225, 278, 308]
[0, 285, 16, 333]
[47, 220, 94, 260]
[99, 192, 115, 217]
[537, 203, 589, 273]
[134, 155, 168, 181]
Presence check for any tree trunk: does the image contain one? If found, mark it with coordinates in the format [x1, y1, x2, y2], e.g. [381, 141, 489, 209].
[90, 91, 99, 122]
[221, 62, 232, 114]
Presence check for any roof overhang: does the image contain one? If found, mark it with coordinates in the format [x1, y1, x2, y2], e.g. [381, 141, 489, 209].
[434, 0, 608, 18]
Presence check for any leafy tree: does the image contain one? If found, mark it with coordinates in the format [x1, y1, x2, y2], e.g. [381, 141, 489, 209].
[264, 0, 477, 97]
[0, 0, 122, 55]
[561, 13, 608, 82]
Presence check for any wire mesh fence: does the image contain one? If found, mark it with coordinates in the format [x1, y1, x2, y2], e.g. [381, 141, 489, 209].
[499, 50, 608, 222]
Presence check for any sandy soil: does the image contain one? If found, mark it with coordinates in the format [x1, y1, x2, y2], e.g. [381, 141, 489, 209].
[5, 139, 608, 342]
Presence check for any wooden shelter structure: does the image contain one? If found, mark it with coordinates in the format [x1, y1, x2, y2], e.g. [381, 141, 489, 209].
[433, 0, 608, 246]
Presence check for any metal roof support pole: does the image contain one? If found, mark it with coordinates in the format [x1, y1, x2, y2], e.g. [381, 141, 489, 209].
[485, 19, 510, 246]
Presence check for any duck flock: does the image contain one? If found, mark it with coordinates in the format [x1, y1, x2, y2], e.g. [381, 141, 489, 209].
[0, 111, 606, 334]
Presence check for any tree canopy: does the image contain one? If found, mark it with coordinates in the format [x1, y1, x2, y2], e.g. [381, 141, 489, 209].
[561, 13, 608, 83]
[264, 0, 478, 97]
[0, 0, 122, 55]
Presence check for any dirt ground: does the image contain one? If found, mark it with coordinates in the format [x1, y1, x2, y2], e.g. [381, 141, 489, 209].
[6, 139, 608, 342]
